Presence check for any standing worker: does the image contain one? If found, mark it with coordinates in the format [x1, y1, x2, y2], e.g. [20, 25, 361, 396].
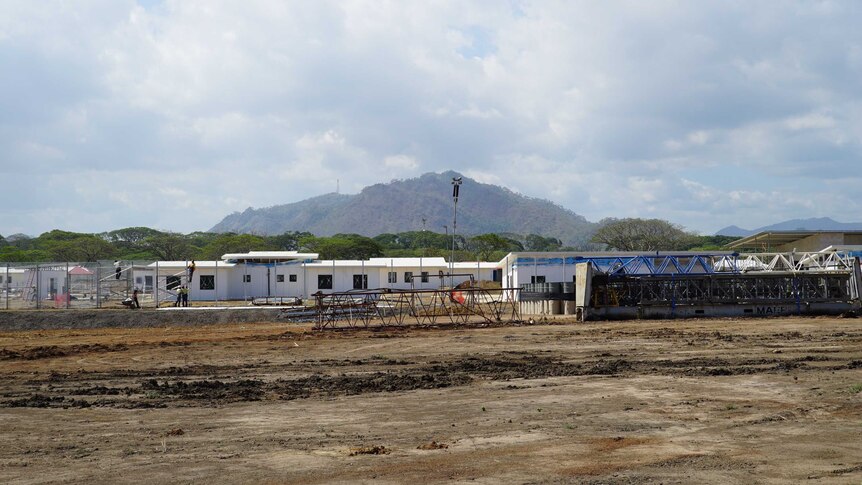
[114, 260, 121, 280]
[175, 286, 182, 307]
[182, 285, 189, 307]
[187, 260, 196, 282]
[132, 287, 141, 309]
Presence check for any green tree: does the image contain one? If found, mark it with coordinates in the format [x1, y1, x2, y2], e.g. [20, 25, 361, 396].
[266, 231, 313, 251]
[76, 236, 118, 261]
[300, 234, 383, 260]
[5, 234, 35, 250]
[524, 234, 563, 252]
[0, 246, 51, 262]
[37, 229, 86, 242]
[104, 227, 163, 245]
[143, 233, 193, 261]
[373, 233, 402, 250]
[373, 231, 451, 251]
[591, 218, 696, 251]
[685, 235, 741, 251]
[40, 235, 116, 262]
[468, 234, 524, 261]
[199, 233, 271, 260]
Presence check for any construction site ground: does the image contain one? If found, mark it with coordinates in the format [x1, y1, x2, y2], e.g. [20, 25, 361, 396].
[1, 312, 861, 484]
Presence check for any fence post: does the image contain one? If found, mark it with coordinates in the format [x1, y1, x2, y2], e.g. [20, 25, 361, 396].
[4, 263, 8, 310]
[126, 261, 131, 300]
[35, 263, 40, 310]
[215, 260, 219, 306]
[155, 261, 160, 308]
[96, 266, 101, 309]
[66, 262, 70, 309]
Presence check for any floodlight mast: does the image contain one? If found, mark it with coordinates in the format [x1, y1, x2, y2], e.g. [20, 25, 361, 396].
[450, 177, 462, 288]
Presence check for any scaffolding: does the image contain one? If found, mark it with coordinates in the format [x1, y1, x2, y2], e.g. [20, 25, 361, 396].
[308, 287, 521, 330]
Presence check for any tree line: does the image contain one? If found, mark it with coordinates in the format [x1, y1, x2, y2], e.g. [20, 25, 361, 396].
[0, 219, 738, 263]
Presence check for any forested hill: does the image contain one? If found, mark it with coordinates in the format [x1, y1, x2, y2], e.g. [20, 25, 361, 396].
[210, 172, 597, 246]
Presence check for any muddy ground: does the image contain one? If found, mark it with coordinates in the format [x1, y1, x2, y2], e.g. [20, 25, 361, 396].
[0, 314, 861, 484]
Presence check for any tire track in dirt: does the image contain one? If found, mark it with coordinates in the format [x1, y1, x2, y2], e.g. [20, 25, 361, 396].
[3, 351, 860, 409]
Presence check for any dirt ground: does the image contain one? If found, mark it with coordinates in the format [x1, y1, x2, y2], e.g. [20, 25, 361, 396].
[1, 314, 861, 484]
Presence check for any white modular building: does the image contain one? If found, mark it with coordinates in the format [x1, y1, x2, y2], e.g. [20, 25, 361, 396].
[142, 251, 499, 302]
[1, 267, 28, 290]
[0, 265, 70, 301]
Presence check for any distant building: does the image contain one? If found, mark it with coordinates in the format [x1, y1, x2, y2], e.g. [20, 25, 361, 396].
[142, 251, 497, 302]
[726, 230, 862, 254]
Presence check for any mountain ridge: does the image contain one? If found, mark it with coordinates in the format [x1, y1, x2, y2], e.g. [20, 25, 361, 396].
[210, 171, 597, 246]
[716, 217, 862, 237]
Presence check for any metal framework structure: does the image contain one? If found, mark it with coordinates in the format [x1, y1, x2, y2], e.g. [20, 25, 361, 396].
[592, 273, 855, 309]
[586, 250, 860, 312]
[579, 250, 857, 276]
[311, 287, 521, 329]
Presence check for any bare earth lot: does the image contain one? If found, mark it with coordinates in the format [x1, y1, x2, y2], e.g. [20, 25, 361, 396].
[1, 315, 861, 484]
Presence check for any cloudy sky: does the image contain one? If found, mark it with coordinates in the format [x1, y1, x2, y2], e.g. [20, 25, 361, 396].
[1, 0, 860, 237]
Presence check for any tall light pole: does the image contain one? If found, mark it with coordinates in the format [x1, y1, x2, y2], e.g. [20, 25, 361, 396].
[450, 177, 462, 288]
[421, 218, 427, 257]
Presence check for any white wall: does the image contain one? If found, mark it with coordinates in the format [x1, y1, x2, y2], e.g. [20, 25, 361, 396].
[509, 256, 580, 287]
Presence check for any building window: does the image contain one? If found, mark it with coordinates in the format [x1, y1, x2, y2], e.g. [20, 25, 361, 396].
[243, 274, 251, 283]
[318, 274, 332, 289]
[200, 275, 215, 290]
[353, 274, 368, 289]
[420, 271, 429, 283]
[276, 275, 285, 283]
[388, 271, 397, 283]
[166, 275, 181, 290]
[531, 275, 546, 284]
[404, 271, 413, 283]
[289, 274, 297, 282]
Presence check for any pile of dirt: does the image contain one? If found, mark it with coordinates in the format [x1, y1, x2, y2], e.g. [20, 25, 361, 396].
[0, 309, 289, 331]
[417, 441, 448, 450]
[349, 445, 389, 456]
[0, 343, 129, 360]
[141, 379, 265, 401]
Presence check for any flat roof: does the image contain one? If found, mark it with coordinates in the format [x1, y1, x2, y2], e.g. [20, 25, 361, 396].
[368, 257, 448, 267]
[148, 261, 236, 268]
[498, 250, 736, 264]
[725, 231, 862, 250]
[221, 251, 319, 261]
[304, 260, 387, 268]
[453, 262, 497, 269]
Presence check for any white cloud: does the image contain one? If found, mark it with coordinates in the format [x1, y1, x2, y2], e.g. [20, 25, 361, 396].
[783, 113, 836, 131]
[383, 154, 419, 170]
[1, 1, 862, 236]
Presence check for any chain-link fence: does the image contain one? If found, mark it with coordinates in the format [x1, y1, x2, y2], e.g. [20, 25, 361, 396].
[0, 260, 237, 310]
